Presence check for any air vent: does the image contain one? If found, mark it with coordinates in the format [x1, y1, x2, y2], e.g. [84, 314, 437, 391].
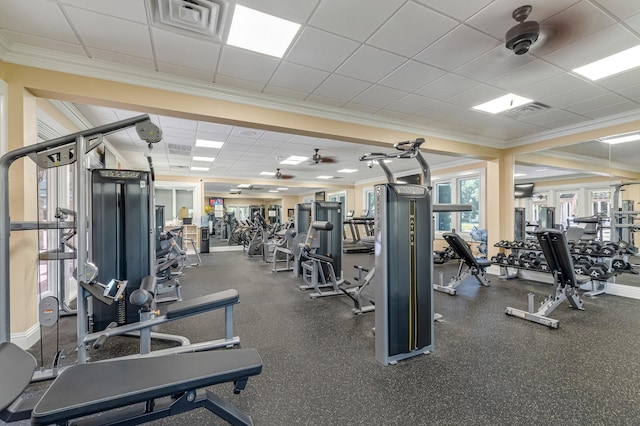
[170, 165, 190, 170]
[501, 102, 551, 118]
[151, 0, 229, 42]
[167, 143, 192, 156]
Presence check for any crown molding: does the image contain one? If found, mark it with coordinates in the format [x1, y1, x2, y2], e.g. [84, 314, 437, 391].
[0, 33, 11, 61]
[507, 109, 640, 148]
[3, 43, 506, 149]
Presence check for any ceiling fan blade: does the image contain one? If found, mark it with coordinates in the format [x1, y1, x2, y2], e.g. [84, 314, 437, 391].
[279, 174, 295, 180]
[320, 156, 338, 163]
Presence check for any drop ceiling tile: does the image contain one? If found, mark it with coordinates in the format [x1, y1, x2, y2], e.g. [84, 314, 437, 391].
[309, 0, 404, 41]
[160, 116, 197, 131]
[0, 0, 78, 43]
[516, 73, 587, 100]
[541, 112, 591, 129]
[194, 132, 228, 145]
[415, 25, 499, 71]
[415, 73, 478, 100]
[543, 24, 640, 71]
[415, 0, 493, 21]
[198, 122, 232, 134]
[263, 85, 308, 100]
[402, 115, 433, 127]
[374, 109, 410, 120]
[61, 0, 148, 23]
[412, 101, 467, 120]
[286, 27, 359, 72]
[466, 0, 581, 39]
[232, 127, 264, 138]
[237, 0, 319, 23]
[152, 28, 220, 71]
[565, 93, 629, 114]
[304, 94, 347, 107]
[290, 135, 320, 145]
[368, 2, 457, 57]
[341, 103, 379, 114]
[456, 45, 534, 82]
[597, 0, 640, 19]
[0, 30, 86, 56]
[622, 84, 640, 102]
[261, 131, 294, 142]
[351, 85, 406, 108]
[385, 94, 438, 114]
[217, 47, 279, 84]
[582, 101, 640, 119]
[87, 48, 155, 70]
[447, 84, 507, 108]
[214, 75, 265, 91]
[378, 60, 445, 92]
[269, 62, 329, 92]
[541, 84, 609, 107]
[64, 7, 153, 57]
[489, 60, 563, 92]
[627, 12, 640, 32]
[336, 45, 405, 83]
[228, 134, 260, 144]
[533, 1, 616, 56]
[312, 74, 371, 101]
[157, 62, 214, 82]
[597, 68, 640, 91]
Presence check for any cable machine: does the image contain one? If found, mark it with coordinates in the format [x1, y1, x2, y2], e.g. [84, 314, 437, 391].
[0, 115, 162, 376]
[360, 139, 434, 366]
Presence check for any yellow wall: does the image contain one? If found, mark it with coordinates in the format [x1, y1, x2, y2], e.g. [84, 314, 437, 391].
[2, 60, 640, 338]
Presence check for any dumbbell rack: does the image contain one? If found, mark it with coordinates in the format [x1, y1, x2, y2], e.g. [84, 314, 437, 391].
[493, 240, 622, 297]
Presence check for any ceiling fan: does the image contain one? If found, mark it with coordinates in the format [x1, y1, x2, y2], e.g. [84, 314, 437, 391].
[310, 148, 338, 164]
[275, 168, 295, 180]
[504, 5, 572, 56]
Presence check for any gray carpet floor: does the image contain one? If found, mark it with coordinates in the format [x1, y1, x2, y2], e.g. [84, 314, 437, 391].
[17, 247, 640, 425]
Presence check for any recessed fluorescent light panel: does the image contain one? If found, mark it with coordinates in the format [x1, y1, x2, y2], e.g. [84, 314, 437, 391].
[280, 156, 308, 165]
[338, 169, 358, 173]
[513, 173, 527, 177]
[316, 176, 333, 180]
[573, 45, 640, 81]
[599, 133, 640, 145]
[473, 93, 533, 114]
[191, 166, 209, 171]
[268, 190, 279, 193]
[277, 187, 289, 191]
[192, 156, 215, 162]
[260, 171, 276, 176]
[237, 183, 252, 188]
[196, 139, 224, 149]
[227, 5, 301, 58]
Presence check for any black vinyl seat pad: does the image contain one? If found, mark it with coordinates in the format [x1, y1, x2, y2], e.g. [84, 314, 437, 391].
[31, 349, 262, 425]
[442, 233, 490, 268]
[166, 289, 239, 319]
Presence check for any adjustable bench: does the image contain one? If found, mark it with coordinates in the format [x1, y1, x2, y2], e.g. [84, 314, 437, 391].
[0, 341, 262, 425]
[434, 232, 491, 295]
[506, 228, 585, 328]
[84, 283, 241, 357]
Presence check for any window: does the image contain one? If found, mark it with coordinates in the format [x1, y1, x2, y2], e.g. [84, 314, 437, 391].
[559, 192, 577, 227]
[435, 182, 451, 232]
[328, 191, 346, 221]
[154, 185, 198, 223]
[364, 190, 375, 217]
[532, 193, 548, 223]
[433, 173, 482, 235]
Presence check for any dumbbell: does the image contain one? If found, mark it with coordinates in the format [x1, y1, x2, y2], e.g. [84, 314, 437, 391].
[588, 262, 610, 280]
[574, 259, 593, 275]
[539, 262, 549, 272]
[599, 243, 619, 256]
[611, 258, 630, 271]
[571, 244, 585, 254]
[491, 253, 506, 263]
[582, 242, 602, 255]
[495, 240, 508, 248]
[507, 254, 520, 265]
[529, 252, 544, 269]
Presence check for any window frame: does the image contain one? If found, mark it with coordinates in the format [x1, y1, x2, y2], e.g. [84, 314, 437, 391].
[432, 168, 485, 239]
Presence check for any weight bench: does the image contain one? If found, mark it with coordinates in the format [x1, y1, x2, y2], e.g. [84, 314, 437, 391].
[506, 228, 585, 329]
[434, 232, 491, 295]
[0, 341, 262, 425]
[84, 280, 241, 357]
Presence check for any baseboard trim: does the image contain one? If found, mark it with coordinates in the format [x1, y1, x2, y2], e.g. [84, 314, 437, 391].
[11, 322, 40, 350]
[605, 283, 640, 300]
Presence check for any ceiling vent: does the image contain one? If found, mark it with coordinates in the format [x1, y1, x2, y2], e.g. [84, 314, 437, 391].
[151, 0, 229, 42]
[170, 165, 190, 170]
[501, 102, 551, 118]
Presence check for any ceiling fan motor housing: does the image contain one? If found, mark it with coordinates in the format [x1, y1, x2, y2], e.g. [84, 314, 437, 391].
[505, 5, 539, 55]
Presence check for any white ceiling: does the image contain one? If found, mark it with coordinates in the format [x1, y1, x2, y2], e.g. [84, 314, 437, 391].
[3, 0, 640, 192]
